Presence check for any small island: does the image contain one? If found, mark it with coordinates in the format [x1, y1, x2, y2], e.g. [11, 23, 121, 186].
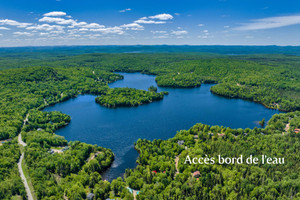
[95, 87, 168, 108]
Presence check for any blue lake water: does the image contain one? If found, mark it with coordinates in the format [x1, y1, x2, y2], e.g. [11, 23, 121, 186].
[44, 72, 281, 181]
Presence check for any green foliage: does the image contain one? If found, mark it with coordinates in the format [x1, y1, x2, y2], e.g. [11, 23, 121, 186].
[259, 118, 265, 128]
[122, 112, 300, 200]
[95, 87, 167, 108]
[24, 110, 71, 133]
[156, 73, 204, 88]
[0, 51, 299, 199]
[148, 85, 158, 92]
[0, 140, 26, 199]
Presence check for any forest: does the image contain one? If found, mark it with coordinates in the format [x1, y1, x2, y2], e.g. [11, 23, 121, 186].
[95, 87, 167, 108]
[0, 50, 299, 199]
[124, 111, 300, 200]
[1, 53, 297, 111]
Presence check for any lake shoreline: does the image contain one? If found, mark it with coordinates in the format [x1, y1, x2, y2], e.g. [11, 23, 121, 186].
[43, 72, 282, 181]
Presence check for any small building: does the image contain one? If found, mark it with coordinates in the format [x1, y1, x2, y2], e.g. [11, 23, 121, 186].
[193, 171, 201, 178]
[193, 135, 199, 139]
[218, 133, 225, 137]
[260, 132, 265, 135]
[208, 133, 214, 136]
[177, 140, 185, 145]
[62, 146, 69, 152]
[87, 193, 94, 200]
[152, 170, 157, 174]
[48, 149, 54, 154]
[295, 129, 300, 134]
[243, 133, 248, 136]
[37, 128, 43, 131]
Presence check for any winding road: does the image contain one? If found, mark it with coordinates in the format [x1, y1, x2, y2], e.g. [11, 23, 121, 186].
[17, 114, 34, 200]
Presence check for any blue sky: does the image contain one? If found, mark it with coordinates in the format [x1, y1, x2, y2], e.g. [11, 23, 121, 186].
[0, 0, 300, 46]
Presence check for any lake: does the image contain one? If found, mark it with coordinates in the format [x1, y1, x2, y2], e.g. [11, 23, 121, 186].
[44, 72, 281, 181]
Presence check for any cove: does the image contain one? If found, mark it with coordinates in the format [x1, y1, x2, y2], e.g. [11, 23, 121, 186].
[44, 72, 281, 181]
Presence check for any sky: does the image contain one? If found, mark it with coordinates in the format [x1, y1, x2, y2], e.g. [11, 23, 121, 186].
[0, 0, 300, 47]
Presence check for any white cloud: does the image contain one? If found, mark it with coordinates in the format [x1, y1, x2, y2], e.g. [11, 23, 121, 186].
[198, 24, 204, 27]
[43, 11, 67, 17]
[39, 17, 106, 30]
[50, 30, 65, 34]
[0, 27, 10, 30]
[134, 19, 166, 24]
[174, 13, 180, 16]
[224, 25, 230, 28]
[119, 8, 131, 13]
[79, 28, 88, 31]
[13, 32, 33, 36]
[203, 30, 208, 33]
[0, 34, 2, 36]
[149, 13, 173, 20]
[39, 32, 49, 36]
[151, 30, 167, 34]
[171, 30, 188, 35]
[121, 23, 144, 30]
[26, 24, 64, 31]
[154, 35, 169, 39]
[235, 15, 300, 30]
[90, 26, 124, 35]
[82, 23, 105, 28]
[39, 17, 75, 25]
[0, 19, 32, 28]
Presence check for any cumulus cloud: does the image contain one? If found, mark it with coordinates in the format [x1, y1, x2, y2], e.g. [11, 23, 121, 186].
[39, 17, 75, 25]
[235, 15, 300, 30]
[82, 23, 105, 28]
[149, 13, 173, 20]
[121, 23, 144, 30]
[171, 30, 188, 35]
[43, 11, 67, 17]
[119, 8, 131, 13]
[13, 32, 33, 36]
[26, 24, 64, 31]
[134, 19, 166, 24]
[198, 24, 204, 27]
[50, 30, 65, 34]
[39, 16, 106, 30]
[0, 27, 10, 30]
[0, 19, 32, 28]
[90, 26, 124, 35]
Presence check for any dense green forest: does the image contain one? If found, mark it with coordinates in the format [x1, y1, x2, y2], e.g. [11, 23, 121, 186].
[95, 87, 167, 108]
[0, 51, 299, 199]
[1, 53, 298, 111]
[124, 111, 300, 200]
[0, 139, 26, 199]
[20, 110, 116, 200]
[0, 66, 122, 199]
